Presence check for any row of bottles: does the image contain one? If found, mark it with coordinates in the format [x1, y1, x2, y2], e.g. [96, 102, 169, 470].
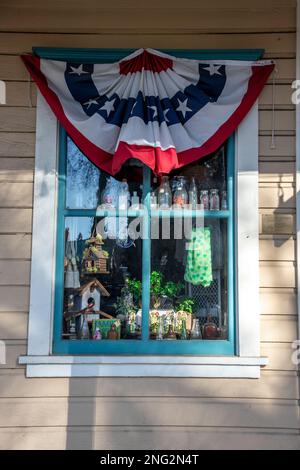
[155, 176, 227, 210]
[101, 178, 140, 210]
[101, 176, 227, 211]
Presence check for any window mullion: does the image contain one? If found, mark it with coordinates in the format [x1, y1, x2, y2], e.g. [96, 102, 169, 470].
[141, 165, 151, 342]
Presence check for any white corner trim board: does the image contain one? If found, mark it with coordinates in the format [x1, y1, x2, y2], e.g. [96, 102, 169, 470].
[21, 92, 262, 378]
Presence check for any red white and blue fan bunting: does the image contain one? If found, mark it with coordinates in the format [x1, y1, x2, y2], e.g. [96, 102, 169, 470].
[22, 48, 274, 175]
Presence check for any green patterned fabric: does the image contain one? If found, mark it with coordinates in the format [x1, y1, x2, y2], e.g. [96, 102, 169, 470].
[184, 227, 213, 287]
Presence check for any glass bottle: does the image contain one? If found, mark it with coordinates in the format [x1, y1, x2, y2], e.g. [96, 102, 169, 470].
[202, 315, 219, 340]
[210, 189, 220, 211]
[173, 176, 188, 207]
[80, 316, 90, 339]
[200, 190, 209, 210]
[188, 177, 198, 209]
[118, 179, 130, 210]
[190, 318, 202, 339]
[158, 176, 172, 209]
[156, 316, 164, 340]
[221, 190, 228, 210]
[164, 324, 177, 340]
[131, 191, 140, 209]
[101, 177, 115, 208]
[150, 192, 157, 209]
[180, 318, 187, 340]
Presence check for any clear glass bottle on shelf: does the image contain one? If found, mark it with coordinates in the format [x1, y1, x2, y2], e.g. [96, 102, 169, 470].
[158, 176, 172, 209]
[118, 179, 130, 210]
[188, 177, 198, 209]
[101, 177, 115, 208]
[173, 176, 188, 207]
[200, 190, 209, 210]
[150, 192, 157, 209]
[210, 189, 220, 211]
[130, 191, 140, 209]
[221, 190, 228, 210]
[190, 318, 202, 339]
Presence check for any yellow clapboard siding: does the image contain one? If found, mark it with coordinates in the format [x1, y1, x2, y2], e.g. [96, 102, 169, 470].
[259, 183, 295, 209]
[0, 396, 298, 428]
[0, 260, 30, 286]
[0, 342, 26, 369]
[260, 315, 298, 342]
[0, 287, 29, 312]
[4, 82, 36, 108]
[2, 0, 297, 10]
[259, 110, 295, 133]
[259, 261, 295, 288]
[259, 238, 295, 261]
[259, 135, 295, 158]
[259, 161, 295, 182]
[260, 288, 296, 315]
[0, 426, 299, 450]
[0, 209, 32, 233]
[0, 133, 35, 157]
[0, 32, 295, 56]
[0, 182, 33, 208]
[0, 2, 296, 33]
[0, 108, 36, 132]
[0, 313, 28, 340]
[0, 369, 298, 400]
[261, 342, 298, 371]
[259, 84, 294, 108]
[0, 158, 34, 182]
[0, 234, 31, 259]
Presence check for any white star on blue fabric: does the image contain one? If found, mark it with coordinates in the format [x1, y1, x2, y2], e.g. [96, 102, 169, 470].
[100, 99, 116, 117]
[69, 64, 89, 76]
[84, 98, 99, 109]
[176, 97, 192, 119]
[163, 108, 171, 123]
[202, 64, 223, 76]
[148, 105, 158, 119]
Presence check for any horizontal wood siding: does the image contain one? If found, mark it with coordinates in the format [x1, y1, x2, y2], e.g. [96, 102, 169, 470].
[0, 0, 298, 450]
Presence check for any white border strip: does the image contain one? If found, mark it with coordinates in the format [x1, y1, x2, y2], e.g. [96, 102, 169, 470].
[296, 0, 300, 347]
[25, 364, 263, 379]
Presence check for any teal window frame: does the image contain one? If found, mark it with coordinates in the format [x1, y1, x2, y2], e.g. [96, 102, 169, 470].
[34, 47, 264, 355]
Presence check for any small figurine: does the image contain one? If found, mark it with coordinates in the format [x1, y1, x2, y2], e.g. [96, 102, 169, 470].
[93, 327, 102, 340]
[108, 323, 119, 340]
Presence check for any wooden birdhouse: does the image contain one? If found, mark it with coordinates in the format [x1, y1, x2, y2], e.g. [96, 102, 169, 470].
[75, 278, 110, 319]
[82, 233, 109, 274]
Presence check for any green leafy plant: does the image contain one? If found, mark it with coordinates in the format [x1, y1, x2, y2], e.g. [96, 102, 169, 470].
[150, 271, 163, 295]
[176, 298, 195, 315]
[162, 281, 184, 299]
[126, 278, 142, 304]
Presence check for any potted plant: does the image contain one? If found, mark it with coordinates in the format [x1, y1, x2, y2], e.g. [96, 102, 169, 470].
[150, 271, 163, 309]
[176, 298, 195, 332]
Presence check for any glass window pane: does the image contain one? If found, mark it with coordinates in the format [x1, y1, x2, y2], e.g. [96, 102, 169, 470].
[149, 218, 228, 341]
[149, 148, 229, 341]
[66, 137, 144, 209]
[61, 217, 142, 341]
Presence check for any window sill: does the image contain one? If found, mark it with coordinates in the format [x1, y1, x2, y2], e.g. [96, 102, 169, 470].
[19, 355, 268, 378]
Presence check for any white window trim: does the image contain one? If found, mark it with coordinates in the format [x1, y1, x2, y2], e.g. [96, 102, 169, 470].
[19, 92, 267, 378]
